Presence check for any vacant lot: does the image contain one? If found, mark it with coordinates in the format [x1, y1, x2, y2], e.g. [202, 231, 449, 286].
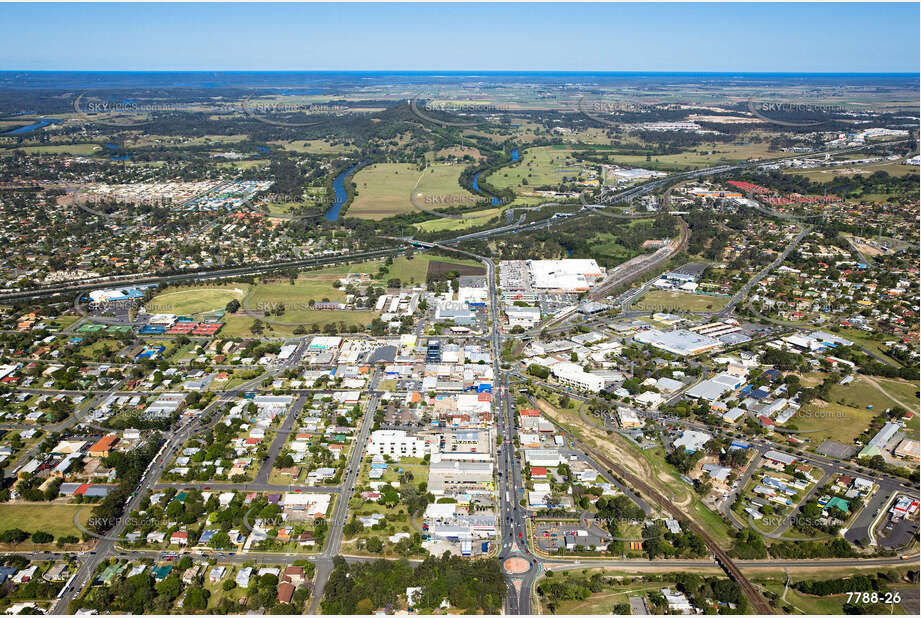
[348, 162, 473, 219]
[792, 401, 873, 445]
[635, 289, 729, 313]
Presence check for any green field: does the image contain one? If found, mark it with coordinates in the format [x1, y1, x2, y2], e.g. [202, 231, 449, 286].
[785, 161, 919, 182]
[273, 139, 357, 154]
[414, 206, 505, 232]
[486, 146, 582, 191]
[635, 289, 730, 313]
[385, 253, 482, 284]
[13, 143, 102, 155]
[348, 162, 474, 220]
[792, 400, 874, 445]
[605, 139, 785, 172]
[0, 503, 92, 539]
[147, 284, 248, 316]
[589, 233, 634, 261]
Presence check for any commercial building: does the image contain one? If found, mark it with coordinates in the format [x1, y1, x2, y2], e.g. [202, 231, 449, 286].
[457, 276, 489, 305]
[505, 306, 541, 328]
[435, 301, 476, 325]
[859, 422, 903, 459]
[428, 461, 493, 495]
[672, 430, 711, 453]
[550, 362, 605, 393]
[528, 259, 604, 292]
[367, 430, 428, 459]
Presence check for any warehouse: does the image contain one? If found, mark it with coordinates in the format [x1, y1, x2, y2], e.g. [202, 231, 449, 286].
[684, 372, 745, 401]
[634, 328, 722, 356]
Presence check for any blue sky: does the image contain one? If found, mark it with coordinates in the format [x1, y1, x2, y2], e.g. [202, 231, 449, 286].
[1, 2, 918, 72]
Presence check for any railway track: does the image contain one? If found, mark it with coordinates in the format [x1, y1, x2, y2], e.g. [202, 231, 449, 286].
[541, 407, 773, 614]
[587, 215, 690, 301]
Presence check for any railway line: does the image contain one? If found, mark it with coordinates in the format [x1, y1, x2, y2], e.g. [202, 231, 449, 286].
[542, 407, 774, 614]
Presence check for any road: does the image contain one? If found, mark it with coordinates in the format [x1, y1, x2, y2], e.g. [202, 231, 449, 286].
[32, 137, 917, 613]
[308, 369, 381, 614]
[715, 224, 811, 320]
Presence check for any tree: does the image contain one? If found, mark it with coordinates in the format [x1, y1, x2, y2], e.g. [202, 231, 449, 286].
[365, 536, 383, 553]
[184, 586, 210, 610]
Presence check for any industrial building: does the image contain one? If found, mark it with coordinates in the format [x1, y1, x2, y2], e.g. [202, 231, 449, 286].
[634, 328, 722, 356]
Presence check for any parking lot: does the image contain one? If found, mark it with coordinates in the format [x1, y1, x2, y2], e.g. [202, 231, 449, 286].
[533, 520, 610, 553]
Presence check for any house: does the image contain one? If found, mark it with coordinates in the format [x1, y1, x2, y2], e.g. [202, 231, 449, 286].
[282, 565, 305, 587]
[208, 566, 226, 583]
[661, 588, 693, 614]
[236, 567, 253, 588]
[87, 434, 118, 457]
[530, 467, 548, 480]
[170, 531, 188, 545]
[277, 582, 295, 604]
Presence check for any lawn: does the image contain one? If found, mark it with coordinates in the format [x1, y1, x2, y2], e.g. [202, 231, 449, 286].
[635, 289, 730, 313]
[248, 277, 346, 307]
[224, 311, 375, 335]
[147, 284, 248, 316]
[348, 162, 474, 220]
[0, 503, 92, 539]
[829, 377, 916, 413]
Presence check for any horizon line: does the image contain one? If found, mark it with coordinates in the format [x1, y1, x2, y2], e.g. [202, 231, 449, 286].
[1, 69, 918, 75]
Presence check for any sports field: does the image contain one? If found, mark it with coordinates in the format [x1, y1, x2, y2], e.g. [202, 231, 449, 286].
[348, 162, 474, 220]
[0, 503, 92, 539]
[147, 284, 248, 316]
[635, 289, 729, 312]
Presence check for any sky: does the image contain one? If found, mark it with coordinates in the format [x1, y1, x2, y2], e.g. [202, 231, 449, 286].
[1, 2, 918, 73]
